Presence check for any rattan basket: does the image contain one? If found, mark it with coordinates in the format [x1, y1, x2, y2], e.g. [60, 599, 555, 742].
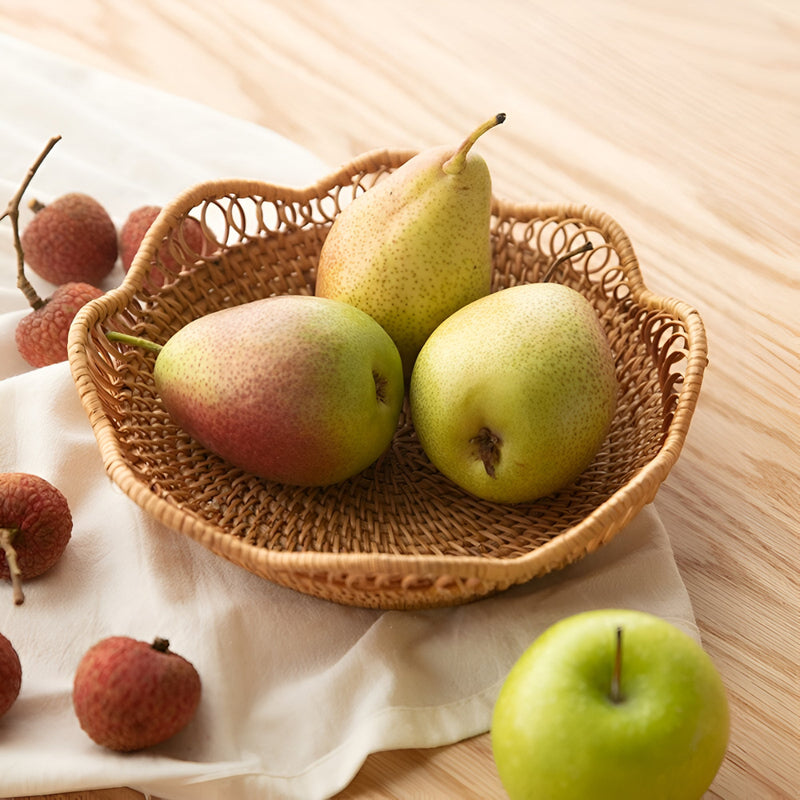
[68, 149, 707, 609]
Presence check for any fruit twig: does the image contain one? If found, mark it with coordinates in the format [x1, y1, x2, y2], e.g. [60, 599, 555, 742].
[0, 528, 25, 605]
[541, 240, 594, 283]
[0, 135, 62, 311]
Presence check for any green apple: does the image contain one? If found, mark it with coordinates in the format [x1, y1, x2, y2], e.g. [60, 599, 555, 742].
[491, 609, 730, 800]
[409, 281, 617, 504]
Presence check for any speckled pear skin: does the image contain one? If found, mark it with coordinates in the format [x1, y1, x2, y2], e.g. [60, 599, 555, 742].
[409, 283, 619, 504]
[315, 119, 502, 380]
[153, 295, 404, 487]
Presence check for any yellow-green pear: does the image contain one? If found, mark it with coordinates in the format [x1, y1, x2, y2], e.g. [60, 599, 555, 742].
[409, 282, 618, 504]
[315, 113, 505, 379]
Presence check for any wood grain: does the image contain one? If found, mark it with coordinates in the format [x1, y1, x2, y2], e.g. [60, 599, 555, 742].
[1, 1, 798, 798]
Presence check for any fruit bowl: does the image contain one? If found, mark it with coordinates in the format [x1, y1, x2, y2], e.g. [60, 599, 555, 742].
[68, 150, 708, 610]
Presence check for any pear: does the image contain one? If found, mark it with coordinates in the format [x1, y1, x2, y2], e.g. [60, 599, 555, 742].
[111, 295, 404, 487]
[409, 281, 618, 504]
[315, 113, 505, 379]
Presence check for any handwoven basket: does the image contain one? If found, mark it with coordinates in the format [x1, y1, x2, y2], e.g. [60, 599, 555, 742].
[68, 149, 707, 610]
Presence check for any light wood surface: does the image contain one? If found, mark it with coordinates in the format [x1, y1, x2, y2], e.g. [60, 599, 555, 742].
[2, 1, 798, 798]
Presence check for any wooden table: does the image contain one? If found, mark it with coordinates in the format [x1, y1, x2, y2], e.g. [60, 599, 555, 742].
[2, 2, 798, 798]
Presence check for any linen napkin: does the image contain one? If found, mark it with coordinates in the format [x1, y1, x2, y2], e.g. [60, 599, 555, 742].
[0, 33, 699, 800]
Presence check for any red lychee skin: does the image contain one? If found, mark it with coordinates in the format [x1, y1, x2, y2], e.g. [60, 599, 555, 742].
[73, 636, 202, 752]
[119, 205, 204, 287]
[0, 633, 22, 718]
[119, 205, 161, 272]
[21, 192, 118, 286]
[15, 282, 104, 368]
[0, 472, 72, 605]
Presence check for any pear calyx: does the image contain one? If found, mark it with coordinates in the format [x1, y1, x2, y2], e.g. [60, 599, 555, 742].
[373, 370, 389, 404]
[470, 426, 502, 478]
[442, 113, 506, 176]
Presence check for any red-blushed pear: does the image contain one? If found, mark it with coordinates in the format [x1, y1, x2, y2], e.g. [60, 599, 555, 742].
[491, 609, 730, 800]
[109, 294, 404, 487]
[315, 113, 505, 380]
[409, 276, 617, 504]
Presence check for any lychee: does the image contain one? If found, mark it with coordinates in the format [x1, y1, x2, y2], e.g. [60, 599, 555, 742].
[21, 192, 118, 286]
[0, 633, 22, 719]
[15, 281, 104, 367]
[73, 636, 202, 752]
[119, 205, 204, 287]
[0, 472, 73, 605]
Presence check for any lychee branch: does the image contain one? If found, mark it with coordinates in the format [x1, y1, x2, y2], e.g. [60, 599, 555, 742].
[0, 135, 63, 311]
[0, 528, 25, 605]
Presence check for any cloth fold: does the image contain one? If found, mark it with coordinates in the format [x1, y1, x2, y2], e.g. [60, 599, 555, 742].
[0, 33, 697, 800]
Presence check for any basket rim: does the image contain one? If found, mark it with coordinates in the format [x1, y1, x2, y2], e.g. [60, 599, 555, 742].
[67, 154, 709, 585]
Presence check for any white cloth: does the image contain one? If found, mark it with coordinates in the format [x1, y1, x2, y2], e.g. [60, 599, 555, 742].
[0, 33, 699, 800]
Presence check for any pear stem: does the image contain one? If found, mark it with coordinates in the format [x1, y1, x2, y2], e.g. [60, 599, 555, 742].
[442, 113, 506, 175]
[106, 331, 163, 353]
[0, 528, 25, 606]
[0, 135, 62, 312]
[541, 240, 594, 284]
[610, 625, 624, 704]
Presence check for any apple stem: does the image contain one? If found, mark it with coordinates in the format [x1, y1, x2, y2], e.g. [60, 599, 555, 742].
[610, 625, 624, 704]
[541, 240, 594, 284]
[0, 527, 25, 606]
[106, 331, 163, 353]
[442, 113, 506, 175]
[152, 637, 171, 653]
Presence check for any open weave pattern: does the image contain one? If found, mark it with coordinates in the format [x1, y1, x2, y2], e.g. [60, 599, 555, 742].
[68, 150, 708, 608]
